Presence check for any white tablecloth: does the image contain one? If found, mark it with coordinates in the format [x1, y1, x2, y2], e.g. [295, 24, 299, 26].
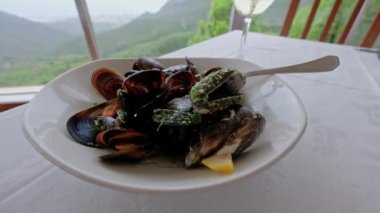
[1, 31, 380, 213]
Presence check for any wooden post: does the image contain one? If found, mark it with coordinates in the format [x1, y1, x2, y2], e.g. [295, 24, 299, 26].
[361, 11, 380, 48]
[280, 0, 300, 36]
[320, 0, 342, 41]
[338, 0, 365, 44]
[301, 0, 321, 39]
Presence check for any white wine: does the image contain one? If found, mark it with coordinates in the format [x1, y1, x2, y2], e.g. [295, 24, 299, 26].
[233, 0, 275, 17]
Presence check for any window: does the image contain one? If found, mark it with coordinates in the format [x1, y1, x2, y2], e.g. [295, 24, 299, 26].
[0, 0, 89, 89]
[0, 0, 212, 91]
[0, 0, 212, 109]
[88, 0, 211, 59]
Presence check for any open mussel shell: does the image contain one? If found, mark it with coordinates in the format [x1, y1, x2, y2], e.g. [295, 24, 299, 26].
[123, 70, 166, 97]
[132, 57, 165, 71]
[185, 109, 239, 167]
[185, 105, 266, 167]
[96, 128, 150, 147]
[135, 70, 197, 116]
[217, 106, 266, 157]
[163, 58, 198, 76]
[66, 100, 121, 147]
[198, 67, 222, 79]
[67, 116, 119, 147]
[231, 111, 266, 157]
[152, 97, 201, 126]
[165, 71, 197, 99]
[155, 125, 201, 156]
[91, 68, 125, 100]
[100, 143, 153, 161]
[123, 70, 138, 78]
[190, 68, 246, 114]
[206, 68, 245, 96]
[98, 129, 154, 161]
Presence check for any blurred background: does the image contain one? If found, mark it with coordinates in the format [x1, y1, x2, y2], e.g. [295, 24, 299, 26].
[0, 0, 379, 88]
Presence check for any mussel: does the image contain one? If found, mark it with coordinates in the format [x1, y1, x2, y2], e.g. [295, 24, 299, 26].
[190, 68, 246, 114]
[185, 105, 265, 167]
[123, 70, 166, 97]
[66, 57, 266, 172]
[132, 57, 165, 71]
[163, 57, 198, 76]
[164, 71, 197, 99]
[97, 128, 154, 161]
[66, 99, 122, 147]
[91, 68, 125, 100]
[185, 108, 239, 167]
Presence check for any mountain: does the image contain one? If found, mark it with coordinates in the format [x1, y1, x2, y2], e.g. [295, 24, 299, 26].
[0, 0, 211, 86]
[0, 11, 72, 63]
[47, 15, 135, 36]
[52, 0, 212, 57]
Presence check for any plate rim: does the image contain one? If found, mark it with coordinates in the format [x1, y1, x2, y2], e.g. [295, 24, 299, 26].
[22, 57, 307, 193]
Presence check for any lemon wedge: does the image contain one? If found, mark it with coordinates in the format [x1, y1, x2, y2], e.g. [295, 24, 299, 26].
[201, 153, 234, 173]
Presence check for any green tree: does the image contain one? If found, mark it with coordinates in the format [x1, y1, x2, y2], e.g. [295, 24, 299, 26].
[188, 0, 232, 45]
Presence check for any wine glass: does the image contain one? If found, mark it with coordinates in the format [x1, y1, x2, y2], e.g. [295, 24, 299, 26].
[233, 0, 275, 58]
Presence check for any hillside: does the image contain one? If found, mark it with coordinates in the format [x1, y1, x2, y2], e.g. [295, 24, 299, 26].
[0, 10, 72, 63]
[52, 0, 211, 57]
[0, 0, 211, 86]
[47, 17, 131, 36]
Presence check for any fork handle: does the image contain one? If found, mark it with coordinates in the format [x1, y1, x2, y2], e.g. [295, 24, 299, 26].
[244, 55, 340, 77]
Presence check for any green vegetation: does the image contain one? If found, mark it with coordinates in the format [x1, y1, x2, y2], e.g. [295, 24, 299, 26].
[289, 0, 358, 42]
[188, 0, 290, 44]
[0, 0, 211, 87]
[347, 0, 380, 46]
[188, 0, 380, 46]
[188, 0, 232, 45]
[0, 55, 87, 86]
[111, 31, 196, 58]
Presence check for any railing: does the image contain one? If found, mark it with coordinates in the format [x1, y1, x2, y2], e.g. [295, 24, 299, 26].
[230, 0, 380, 48]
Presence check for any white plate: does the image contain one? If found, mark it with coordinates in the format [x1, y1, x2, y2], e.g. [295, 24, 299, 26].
[22, 58, 307, 193]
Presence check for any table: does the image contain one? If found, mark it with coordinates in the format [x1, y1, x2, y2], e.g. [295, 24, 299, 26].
[1, 31, 379, 213]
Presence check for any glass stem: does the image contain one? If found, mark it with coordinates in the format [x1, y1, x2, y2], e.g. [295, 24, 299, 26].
[239, 17, 252, 57]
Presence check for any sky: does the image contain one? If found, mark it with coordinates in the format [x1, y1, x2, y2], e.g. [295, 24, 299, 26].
[1, 0, 168, 22]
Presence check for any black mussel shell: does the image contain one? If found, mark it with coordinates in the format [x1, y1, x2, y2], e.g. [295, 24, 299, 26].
[198, 67, 222, 79]
[67, 115, 119, 147]
[165, 71, 197, 99]
[99, 129, 154, 161]
[100, 143, 153, 161]
[155, 125, 201, 156]
[133, 57, 165, 71]
[96, 128, 150, 147]
[231, 109, 266, 157]
[163, 58, 198, 76]
[123, 70, 138, 78]
[185, 109, 240, 167]
[123, 70, 166, 97]
[66, 100, 121, 147]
